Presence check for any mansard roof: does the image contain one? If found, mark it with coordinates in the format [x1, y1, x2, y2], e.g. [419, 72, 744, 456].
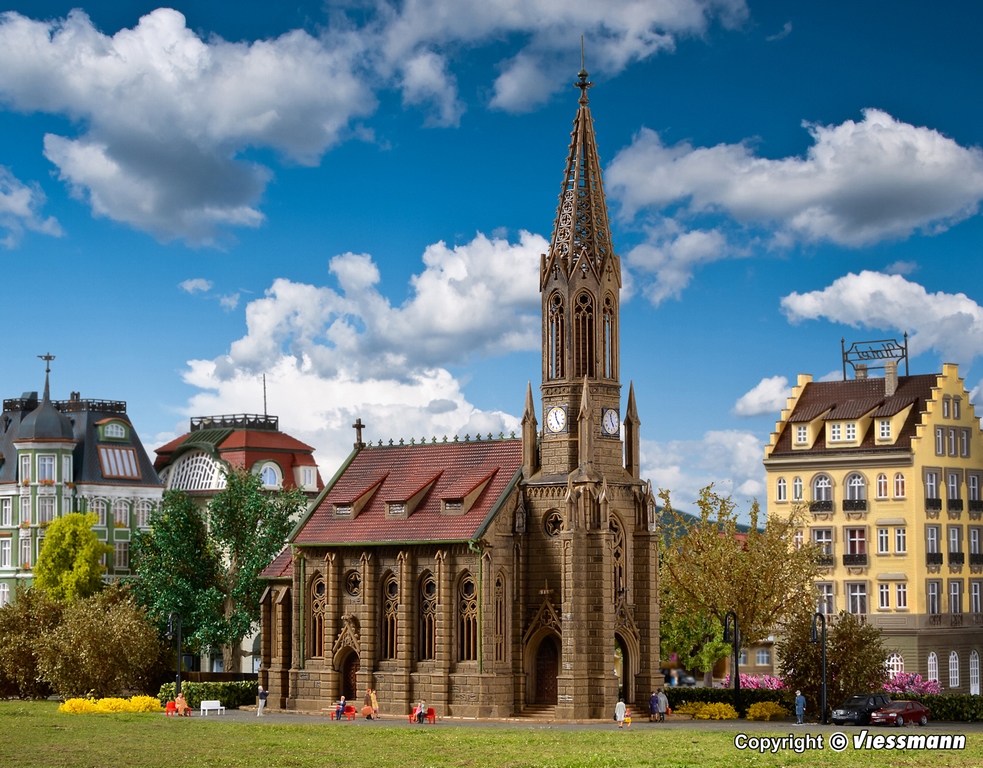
[770, 374, 938, 456]
[292, 438, 523, 546]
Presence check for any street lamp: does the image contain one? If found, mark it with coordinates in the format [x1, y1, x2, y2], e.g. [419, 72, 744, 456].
[723, 611, 740, 715]
[166, 611, 183, 696]
[810, 612, 828, 724]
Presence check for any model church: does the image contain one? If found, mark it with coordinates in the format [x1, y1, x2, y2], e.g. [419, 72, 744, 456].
[259, 68, 661, 718]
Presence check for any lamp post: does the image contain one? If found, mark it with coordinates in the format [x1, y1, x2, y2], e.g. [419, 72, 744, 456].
[723, 610, 740, 715]
[810, 612, 828, 724]
[167, 611, 183, 696]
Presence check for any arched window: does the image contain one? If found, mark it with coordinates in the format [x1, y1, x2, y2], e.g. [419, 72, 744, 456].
[950, 651, 960, 688]
[792, 477, 803, 501]
[573, 292, 595, 378]
[776, 478, 787, 502]
[113, 500, 129, 527]
[611, 515, 625, 601]
[886, 652, 904, 679]
[419, 573, 436, 661]
[971, 650, 980, 696]
[894, 473, 906, 498]
[382, 574, 399, 660]
[169, 450, 225, 491]
[927, 652, 939, 682]
[846, 473, 866, 500]
[813, 475, 832, 502]
[494, 574, 506, 663]
[309, 573, 326, 658]
[135, 500, 153, 528]
[458, 573, 478, 662]
[259, 464, 280, 488]
[548, 293, 565, 380]
[89, 499, 107, 527]
[602, 294, 617, 380]
[876, 474, 888, 499]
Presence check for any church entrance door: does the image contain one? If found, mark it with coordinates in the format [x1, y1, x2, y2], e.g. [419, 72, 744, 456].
[342, 652, 360, 702]
[534, 636, 559, 705]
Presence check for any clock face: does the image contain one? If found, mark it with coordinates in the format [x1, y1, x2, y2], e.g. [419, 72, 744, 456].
[546, 406, 567, 433]
[602, 408, 620, 436]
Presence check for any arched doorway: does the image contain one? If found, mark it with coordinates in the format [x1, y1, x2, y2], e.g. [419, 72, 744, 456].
[342, 652, 360, 702]
[614, 633, 633, 705]
[535, 636, 559, 704]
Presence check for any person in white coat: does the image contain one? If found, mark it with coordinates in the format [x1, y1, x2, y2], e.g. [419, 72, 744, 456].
[614, 699, 627, 728]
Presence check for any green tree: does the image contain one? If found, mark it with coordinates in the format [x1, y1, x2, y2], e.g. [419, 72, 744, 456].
[203, 466, 305, 671]
[0, 586, 62, 698]
[131, 490, 220, 653]
[658, 588, 731, 685]
[659, 487, 820, 653]
[34, 512, 111, 602]
[37, 583, 165, 698]
[777, 607, 890, 718]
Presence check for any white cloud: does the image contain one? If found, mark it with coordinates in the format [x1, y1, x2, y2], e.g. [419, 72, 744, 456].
[782, 270, 983, 365]
[641, 429, 765, 521]
[399, 50, 464, 127]
[182, 231, 544, 466]
[0, 166, 62, 247]
[219, 293, 240, 311]
[766, 21, 792, 41]
[884, 260, 917, 276]
[607, 110, 983, 303]
[179, 278, 213, 294]
[732, 375, 791, 417]
[626, 225, 729, 304]
[0, 9, 375, 243]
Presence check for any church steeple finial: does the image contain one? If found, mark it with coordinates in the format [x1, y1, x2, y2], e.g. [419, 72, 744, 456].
[575, 37, 593, 106]
[38, 352, 55, 400]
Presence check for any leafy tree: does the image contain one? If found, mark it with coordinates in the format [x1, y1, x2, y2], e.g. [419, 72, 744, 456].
[203, 466, 305, 671]
[37, 584, 165, 698]
[659, 487, 820, 652]
[34, 512, 111, 602]
[659, 582, 731, 685]
[132, 490, 220, 653]
[777, 607, 890, 718]
[0, 586, 62, 698]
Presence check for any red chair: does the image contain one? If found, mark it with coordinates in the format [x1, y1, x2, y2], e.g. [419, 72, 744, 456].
[425, 707, 436, 724]
[165, 701, 177, 717]
[344, 704, 356, 721]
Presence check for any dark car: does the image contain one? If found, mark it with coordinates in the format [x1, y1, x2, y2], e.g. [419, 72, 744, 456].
[870, 700, 930, 727]
[831, 694, 893, 725]
[660, 668, 697, 687]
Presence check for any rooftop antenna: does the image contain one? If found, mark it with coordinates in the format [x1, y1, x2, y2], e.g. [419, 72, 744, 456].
[263, 374, 267, 416]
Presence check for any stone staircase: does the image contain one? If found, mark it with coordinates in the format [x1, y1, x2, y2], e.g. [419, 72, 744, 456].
[520, 704, 557, 720]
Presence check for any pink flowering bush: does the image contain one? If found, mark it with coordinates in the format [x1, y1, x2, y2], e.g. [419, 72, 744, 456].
[722, 673, 786, 690]
[883, 672, 943, 695]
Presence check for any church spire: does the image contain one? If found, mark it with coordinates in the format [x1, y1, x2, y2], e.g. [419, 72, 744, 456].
[541, 60, 618, 288]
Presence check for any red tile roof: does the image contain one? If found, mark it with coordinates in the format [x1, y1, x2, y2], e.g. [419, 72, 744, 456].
[293, 439, 523, 545]
[260, 547, 293, 580]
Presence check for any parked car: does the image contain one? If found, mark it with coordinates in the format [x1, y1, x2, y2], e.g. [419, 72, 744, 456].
[870, 700, 930, 727]
[831, 694, 893, 725]
[660, 668, 697, 687]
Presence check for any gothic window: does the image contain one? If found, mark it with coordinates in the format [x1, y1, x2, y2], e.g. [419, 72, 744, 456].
[611, 515, 625, 602]
[458, 573, 478, 662]
[419, 573, 436, 661]
[573, 292, 595, 378]
[309, 573, 326, 658]
[382, 574, 399, 660]
[494, 574, 506, 663]
[602, 294, 617, 380]
[927, 651, 939, 682]
[548, 293, 565, 380]
[886, 652, 904, 679]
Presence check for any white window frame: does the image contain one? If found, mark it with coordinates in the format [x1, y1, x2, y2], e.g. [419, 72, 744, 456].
[847, 582, 867, 615]
[846, 527, 866, 555]
[62, 455, 73, 485]
[37, 455, 55, 483]
[36, 496, 55, 525]
[887, 653, 904, 679]
[895, 527, 907, 554]
[878, 583, 890, 610]
[876, 474, 888, 499]
[894, 472, 906, 498]
[950, 651, 960, 689]
[0, 583, 7, 607]
[817, 582, 835, 614]
[949, 428, 957, 456]
[936, 427, 945, 456]
[928, 652, 939, 682]
[927, 581, 941, 615]
[950, 580, 963, 615]
[0, 498, 11, 527]
[949, 472, 961, 501]
[846, 473, 866, 500]
[20, 455, 30, 483]
[813, 528, 833, 556]
[813, 475, 832, 502]
[896, 582, 908, 609]
[830, 423, 842, 442]
[877, 527, 889, 554]
[0, 538, 10, 568]
[962, 430, 970, 458]
[943, 397, 951, 419]
[776, 477, 787, 502]
[927, 525, 940, 553]
[136, 500, 152, 529]
[114, 541, 129, 570]
[845, 422, 856, 441]
[20, 534, 31, 569]
[972, 581, 982, 614]
[954, 397, 962, 420]
[792, 476, 803, 501]
[949, 526, 961, 554]
[90, 499, 107, 527]
[20, 496, 30, 526]
[926, 472, 938, 500]
[879, 419, 891, 439]
[796, 425, 808, 444]
[756, 649, 771, 666]
[113, 500, 129, 527]
[971, 475, 980, 502]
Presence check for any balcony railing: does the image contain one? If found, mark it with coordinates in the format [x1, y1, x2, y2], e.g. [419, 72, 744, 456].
[928, 614, 942, 627]
[842, 499, 867, 512]
[949, 551, 965, 566]
[948, 499, 964, 512]
[969, 500, 983, 513]
[817, 554, 836, 568]
[843, 553, 868, 567]
[926, 552, 944, 566]
[925, 498, 943, 511]
[951, 614, 965, 628]
[810, 500, 833, 513]
[970, 553, 983, 566]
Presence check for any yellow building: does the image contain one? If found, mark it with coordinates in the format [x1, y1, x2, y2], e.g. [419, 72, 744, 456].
[764, 360, 983, 693]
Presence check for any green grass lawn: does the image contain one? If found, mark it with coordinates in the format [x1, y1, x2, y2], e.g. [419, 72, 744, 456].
[2, 701, 978, 768]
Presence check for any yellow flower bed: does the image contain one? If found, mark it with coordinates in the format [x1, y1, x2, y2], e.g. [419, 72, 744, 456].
[59, 696, 164, 714]
[692, 702, 739, 720]
[746, 701, 789, 721]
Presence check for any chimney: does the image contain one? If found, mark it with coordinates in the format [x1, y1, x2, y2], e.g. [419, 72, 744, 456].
[855, 364, 868, 380]
[884, 360, 898, 397]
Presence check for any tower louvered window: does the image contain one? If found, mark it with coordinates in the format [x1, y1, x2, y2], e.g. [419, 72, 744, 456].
[603, 295, 617, 379]
[573, 292, 595, 378]
[612, 515, 625, 602]
[548, 293, 565, 380]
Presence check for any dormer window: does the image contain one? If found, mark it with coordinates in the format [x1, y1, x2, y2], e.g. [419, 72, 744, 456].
[879, 420, 891, 440]
[259, 464, 281, 488]
[443, 500, 464, 513]
[829, 423, 841, 442]
[387, 502, 406, 516]
[335, 504, 352, 516]
[796, 426, 808, 444]
[845, 423, 856, 441]
[104, 423, 126, 440]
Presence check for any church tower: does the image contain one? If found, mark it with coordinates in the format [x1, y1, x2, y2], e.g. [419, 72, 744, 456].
[519, 65, 661, 720]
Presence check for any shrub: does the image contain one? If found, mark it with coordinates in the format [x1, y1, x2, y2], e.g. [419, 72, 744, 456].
[59, 696, 164, 714]
[666, 685, 795, 717]
[884, 672, 943, 695]
[746, 701, 789, 721]
[157, 680, 258, 710]
[671, 702, 706, 716]
[721, 673, 785, 690]
[0, 587, 62, 699]
[693, 702, 739, 720]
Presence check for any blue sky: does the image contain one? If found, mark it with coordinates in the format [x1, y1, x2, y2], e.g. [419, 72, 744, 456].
[3, 1, 983, 518]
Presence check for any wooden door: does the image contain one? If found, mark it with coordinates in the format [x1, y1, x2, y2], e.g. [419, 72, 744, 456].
[535, 637, 558, 704]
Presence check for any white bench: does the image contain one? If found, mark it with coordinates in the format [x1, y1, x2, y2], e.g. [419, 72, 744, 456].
[200, 700, 226, 716]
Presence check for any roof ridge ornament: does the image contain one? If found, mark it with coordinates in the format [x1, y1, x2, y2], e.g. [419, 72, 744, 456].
[575, 36, 593, 106]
